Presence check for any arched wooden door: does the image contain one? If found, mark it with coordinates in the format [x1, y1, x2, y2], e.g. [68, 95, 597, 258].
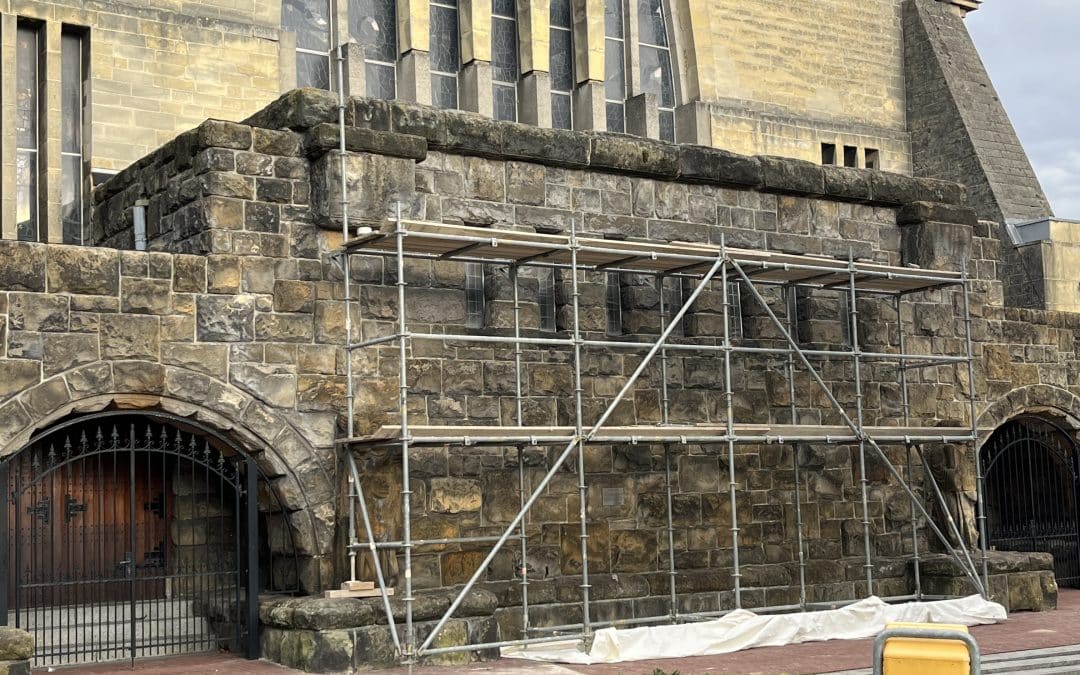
[0, 412, 285, 668]
[981, 417, 1080, 587]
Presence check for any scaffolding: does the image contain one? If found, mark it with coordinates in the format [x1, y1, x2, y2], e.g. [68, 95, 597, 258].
[334, 210, 991, 665]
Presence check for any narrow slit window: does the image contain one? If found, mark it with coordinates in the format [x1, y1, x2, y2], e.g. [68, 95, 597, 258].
[606, 272, 623, 335]
[61, 29, 88, 246]
[603, 0, 626, 133]
[491, 0, 518, 121]
[843, 145, 859, 168]
[638, 0, 676, 142]
[726, 281, 743, 341]
[351, 0, 398, 99]
[865, 148, 880, 170]
[539, 269, 558, 332]
[839, 290, 852, 348]
[430, 0, 461, 109]
[16, 22, 41, 242]
[662, 277, 684, 337]
[282, 0, 332, 89]
[465, 262, 486, 328]
[549, 0, 574, 129]
[821, 143, 836, 166]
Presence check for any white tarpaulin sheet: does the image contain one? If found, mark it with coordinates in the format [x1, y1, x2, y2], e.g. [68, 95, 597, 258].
[502, 595, 1006, 664]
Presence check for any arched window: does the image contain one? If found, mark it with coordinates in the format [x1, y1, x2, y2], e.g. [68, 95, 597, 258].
[491, 0, 519, 121]
[282, 0, 332, 89]
[430, 0, 461, 108]
[549, 0, 574, 129]
[350, 0, 398, 98]
[603, 0, 677, 141]
[638, 0, 676, 141]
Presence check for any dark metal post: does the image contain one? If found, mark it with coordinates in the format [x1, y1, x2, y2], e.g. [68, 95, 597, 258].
[246, 458, 260, 659]
[0, 463, 7, 625]
[129, 429, 137, 666]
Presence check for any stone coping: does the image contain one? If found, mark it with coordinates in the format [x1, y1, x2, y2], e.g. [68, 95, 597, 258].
[92, 88, 969, 218]
[917, 551, 1055, 576]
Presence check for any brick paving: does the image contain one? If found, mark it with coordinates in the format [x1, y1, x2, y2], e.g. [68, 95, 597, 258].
[44, 589, 1080, 675]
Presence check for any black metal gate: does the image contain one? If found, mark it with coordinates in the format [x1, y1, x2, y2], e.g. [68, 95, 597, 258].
[0, 412, 284, 667]
[982, 417, 1080, 587]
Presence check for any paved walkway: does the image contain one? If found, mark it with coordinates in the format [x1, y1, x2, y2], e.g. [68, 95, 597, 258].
[43, 590, 1080, 675]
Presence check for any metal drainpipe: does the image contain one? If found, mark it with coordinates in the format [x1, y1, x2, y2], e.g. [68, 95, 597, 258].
[133, 200, 149, 251]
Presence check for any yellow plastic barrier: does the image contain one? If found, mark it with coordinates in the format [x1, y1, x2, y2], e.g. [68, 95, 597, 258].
[876, 622, 979, 675]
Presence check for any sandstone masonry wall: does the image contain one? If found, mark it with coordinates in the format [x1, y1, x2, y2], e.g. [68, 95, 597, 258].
[5, 90, 1079, 645]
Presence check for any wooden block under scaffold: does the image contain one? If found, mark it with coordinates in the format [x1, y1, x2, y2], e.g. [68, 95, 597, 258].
[323, 586, 393, 599]
[341, 580, 375, 591]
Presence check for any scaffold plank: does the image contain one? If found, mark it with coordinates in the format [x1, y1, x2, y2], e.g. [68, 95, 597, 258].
[343, 220, 961, 293]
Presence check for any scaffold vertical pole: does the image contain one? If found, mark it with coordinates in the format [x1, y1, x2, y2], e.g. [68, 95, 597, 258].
[720, 236, 742, 608]
[895, 295, 922, 599]
[510, 264, 531, 637]
[334, 34, 358, 586]
[395, 203, 416, 665]
[961, 267, 990, 595]
[659, 276, 677, 620]
[848, 249, 874, 595]
[568, 219, 592, 640]
[785, 285, 807, 609]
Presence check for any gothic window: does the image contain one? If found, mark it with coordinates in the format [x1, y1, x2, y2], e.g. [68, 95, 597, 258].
[16, 22, 40, 241]
[491, 0, 518, 121]
[282, 0, 332, 89]
[549, 0, 574, 129]
[603, 0, 626, 133]
[465, 263, 486, 328]
[637, 0, 675, 141]
[61, 29, 88, 245]
[604, 0, 678, 141]
[350, 0, 398, 98]
[430, 0, 461, 109]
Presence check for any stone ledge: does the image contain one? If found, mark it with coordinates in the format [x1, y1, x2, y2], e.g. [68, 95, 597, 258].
[898, 201, 979, 226]
[917, 552, 1058, 612]
[304, 124, 427, 161]
[257, 89, 968, 209]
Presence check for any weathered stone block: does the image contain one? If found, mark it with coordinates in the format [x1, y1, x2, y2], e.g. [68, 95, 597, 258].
[0, 242, 45, 292]
[121, 278, 172, 314]
[760, 156, 825, 196]
[590, 134, 679, 179]
[46, 246, 119, 296]
[0, 627, 33, 661]
[243, 88, 339, 131]
[304, 123, 427, 161]
[196, 295, 255, 342]
[312, 152, 415, 228]
[100, 315, 160, 361]
[429, 477, 482, 513]
[678, 145, 763, 188]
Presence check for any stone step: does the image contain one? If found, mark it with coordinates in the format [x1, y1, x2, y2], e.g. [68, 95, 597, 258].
[8, 596, 226, 629]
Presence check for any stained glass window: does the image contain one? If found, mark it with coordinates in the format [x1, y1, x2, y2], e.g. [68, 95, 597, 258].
[637, 0, 675, 141]
[16, 23, 39, 242]
[603, 0, 625, 133]
[430, 0, 460, 108]
[350, 0, 398, 98]
[283, 0, 332, 89]
[491, 0, 518, 121]
[549, 0, 574, 129]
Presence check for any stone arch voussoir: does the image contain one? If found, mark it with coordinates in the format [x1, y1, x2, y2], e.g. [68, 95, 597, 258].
[977, 384, 1080, 443]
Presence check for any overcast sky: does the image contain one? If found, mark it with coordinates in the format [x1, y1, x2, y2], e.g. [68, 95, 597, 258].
[967, 2, 1080, 218]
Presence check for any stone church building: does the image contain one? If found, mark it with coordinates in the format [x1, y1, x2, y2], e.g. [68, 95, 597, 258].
[0, 0, 1077, 670]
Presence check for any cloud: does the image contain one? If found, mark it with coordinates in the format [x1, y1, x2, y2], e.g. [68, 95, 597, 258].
[967, 2, 1080, 217]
